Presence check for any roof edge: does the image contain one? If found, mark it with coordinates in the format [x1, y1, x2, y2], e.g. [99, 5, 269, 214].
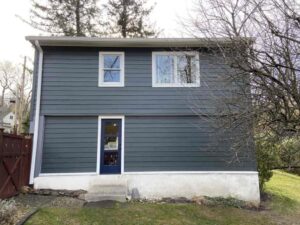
[26, 36, 254, 48]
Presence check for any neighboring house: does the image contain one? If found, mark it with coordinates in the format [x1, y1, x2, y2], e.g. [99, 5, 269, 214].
[1, 111, 15, 133]
[26, 36, 260, 203]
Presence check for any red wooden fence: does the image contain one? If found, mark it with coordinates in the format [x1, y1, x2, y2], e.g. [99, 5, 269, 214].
[0, 129, 32, 199]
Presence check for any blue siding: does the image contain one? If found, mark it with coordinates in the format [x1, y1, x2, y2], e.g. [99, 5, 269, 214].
[39, 47, 233, 116]
[41, 116, 98, 173]
[125, 116, 256, 171]
[33, 46, 256, 173]
[40, 115, 256, 173]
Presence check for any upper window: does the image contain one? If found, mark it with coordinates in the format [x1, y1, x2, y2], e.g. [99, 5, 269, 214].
[99, 52, 124, 87]
[152, 52, 200, 87]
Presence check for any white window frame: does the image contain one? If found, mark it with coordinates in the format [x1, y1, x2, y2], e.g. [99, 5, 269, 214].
[99, 52, 125, 87]
[152, 51, 200, 87]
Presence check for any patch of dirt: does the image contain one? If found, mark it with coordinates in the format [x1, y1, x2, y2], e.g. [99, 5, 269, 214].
[83, 200, 122, 208]
[13, 194, 57, 208]
[11, 194, 86, 224]
[50, 197, 85, 208]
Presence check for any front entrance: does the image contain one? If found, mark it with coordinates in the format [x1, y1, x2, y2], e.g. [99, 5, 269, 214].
[100, 119, 122, 174]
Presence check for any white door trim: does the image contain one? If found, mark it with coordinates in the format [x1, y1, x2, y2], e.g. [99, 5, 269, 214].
[97, 115, 125, 174]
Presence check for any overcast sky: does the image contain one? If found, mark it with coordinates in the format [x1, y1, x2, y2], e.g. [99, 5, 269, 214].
[0, 0, 193, 64]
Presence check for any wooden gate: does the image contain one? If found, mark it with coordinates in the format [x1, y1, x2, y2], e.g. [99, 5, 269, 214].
[0, 129, 32, 199]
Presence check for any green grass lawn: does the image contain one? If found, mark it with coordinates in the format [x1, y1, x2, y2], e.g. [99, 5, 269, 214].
[265, 170, 300, 213]
[25, 170, 300, 225]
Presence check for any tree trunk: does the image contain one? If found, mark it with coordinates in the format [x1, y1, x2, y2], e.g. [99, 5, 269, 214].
[1, 88, 5, 107]
[75, 0, 81, 36]
[121, 0, 127, 38]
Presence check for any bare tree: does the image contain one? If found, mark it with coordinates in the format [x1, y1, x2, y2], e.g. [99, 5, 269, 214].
[181, 0, 300, 184]
[0, 61, 17, 107]
[0, 60, 32, 133]
[9, 58, 33, 134]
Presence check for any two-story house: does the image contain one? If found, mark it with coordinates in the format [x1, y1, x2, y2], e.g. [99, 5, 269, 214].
[26, 36, 260, 203]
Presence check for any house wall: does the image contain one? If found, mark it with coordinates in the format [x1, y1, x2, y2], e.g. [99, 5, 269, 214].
[40, 115, 256, 174]
[34, 172, 260, 203]
[41, 116, 98, 173]
[33, 46, 256, 175]
[2, 112, 16, 133]
[36, 47, 236, 116]
[125, 116, 256, 171]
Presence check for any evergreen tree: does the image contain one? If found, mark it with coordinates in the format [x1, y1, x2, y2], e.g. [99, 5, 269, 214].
[29, 0, 102, 36]
[104, 0, 157, 38]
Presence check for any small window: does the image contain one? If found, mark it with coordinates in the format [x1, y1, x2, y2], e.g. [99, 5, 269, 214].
[10, 115, 13, 119]
[99, 52, 124, 87]
[152, 52, 200, 87]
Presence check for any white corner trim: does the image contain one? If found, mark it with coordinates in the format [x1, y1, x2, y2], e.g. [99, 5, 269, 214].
[152, 51, 200, 87]
[97, 115, 125, 174]
[98, 52, 125, 87]
[29, 41, 43, 184]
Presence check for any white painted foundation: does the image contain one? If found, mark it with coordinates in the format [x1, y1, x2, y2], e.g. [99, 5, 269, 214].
[34, 172, 260, 203]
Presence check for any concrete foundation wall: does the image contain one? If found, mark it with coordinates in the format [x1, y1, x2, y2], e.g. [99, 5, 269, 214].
[34, 172, 260, 203]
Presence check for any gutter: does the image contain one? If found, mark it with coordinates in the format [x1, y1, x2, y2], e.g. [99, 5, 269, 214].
[25, 36, 254, 48]
[29, 40, 43, 184]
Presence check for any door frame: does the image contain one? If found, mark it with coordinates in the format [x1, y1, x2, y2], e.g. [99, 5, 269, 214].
[97, 115, 125, 174]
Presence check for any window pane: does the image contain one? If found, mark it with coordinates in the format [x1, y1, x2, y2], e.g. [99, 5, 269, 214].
[104, 152, 118, 165]
[104, 122, 119, 150]
[104, 136, 118, 150]
[104, 55, 120, 69]
[104, 70, 120, 82]
[156, 55, 174, 83]
[177, 55, 197, 84]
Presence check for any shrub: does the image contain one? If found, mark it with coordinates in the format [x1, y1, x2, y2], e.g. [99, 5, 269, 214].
[256, 135, 300, 192]
[255, 136, 280, 192]
[0, 199, 18, 225]
[277, 137, 300, 170]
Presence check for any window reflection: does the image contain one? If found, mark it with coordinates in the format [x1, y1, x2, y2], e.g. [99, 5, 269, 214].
[104, 122, 119, 150]
[104, 152, 118, 165]
[103, 55, 121, 82]
[156, 55, 174, 83]
[177, 55, 197, 83]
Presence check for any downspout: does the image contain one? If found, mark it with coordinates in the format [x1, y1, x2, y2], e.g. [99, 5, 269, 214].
[29, 40, 43, 184]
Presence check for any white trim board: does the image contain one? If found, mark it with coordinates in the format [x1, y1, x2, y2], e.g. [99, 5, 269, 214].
[152, 51, 200, 87]
[39, 173, 98, 177]
[30, 41, 43, 184]
[98, 52, 125, 87]
[123, 171, 258, 175]
[38, 171, 258, 176]
[97, 115, 125, 174]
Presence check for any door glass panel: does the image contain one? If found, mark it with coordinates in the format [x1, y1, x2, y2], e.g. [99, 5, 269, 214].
[101, 119, 122, 172]
[104, 152, 118, 165]
[104, 122, 119, 150]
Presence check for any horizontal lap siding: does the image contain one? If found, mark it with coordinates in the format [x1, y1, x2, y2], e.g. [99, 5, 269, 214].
[33, 47, 256, 173]
[39, 47, 233, 116]
[41, 116, 98, 173]
[125, 116, 256, 171]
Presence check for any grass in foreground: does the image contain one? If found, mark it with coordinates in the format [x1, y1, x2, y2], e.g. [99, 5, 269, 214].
[25, 203, 272, 225]
[26, 170, 300, 225]
[265, 170, 300, 212]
